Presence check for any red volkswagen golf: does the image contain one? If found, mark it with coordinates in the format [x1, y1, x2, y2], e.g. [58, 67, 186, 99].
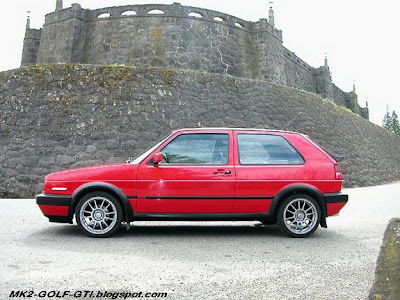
[36, 128, 348, 238]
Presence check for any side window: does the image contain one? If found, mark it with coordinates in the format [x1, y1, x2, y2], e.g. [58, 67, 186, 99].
[160, 134, 229, 165]
[238, 134, 304, 165]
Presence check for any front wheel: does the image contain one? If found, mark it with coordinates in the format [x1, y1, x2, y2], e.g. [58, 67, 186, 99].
[277, 194, 320, 238]
[75, 191, 123, 238]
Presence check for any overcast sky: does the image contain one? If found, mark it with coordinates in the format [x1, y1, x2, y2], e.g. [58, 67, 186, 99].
[1, 0, 399, 126]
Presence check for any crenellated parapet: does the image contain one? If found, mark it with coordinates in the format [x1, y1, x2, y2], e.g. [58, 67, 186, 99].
[45, 3, 87, 24]
[42, 2, 283, 40]
[21, 1, 368, 119]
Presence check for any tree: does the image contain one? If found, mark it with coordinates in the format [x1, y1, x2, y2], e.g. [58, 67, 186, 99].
[382, 106, 400, 136]
[382, 106, 392, 131]
[392, 110, 400, 136]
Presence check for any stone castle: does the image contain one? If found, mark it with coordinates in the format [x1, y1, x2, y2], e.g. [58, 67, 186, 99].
[21, 0, 368, 119]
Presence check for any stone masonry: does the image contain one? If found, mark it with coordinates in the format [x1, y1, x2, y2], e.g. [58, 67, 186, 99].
[0, 64, 399, 198]
[21, 1, 368, 119]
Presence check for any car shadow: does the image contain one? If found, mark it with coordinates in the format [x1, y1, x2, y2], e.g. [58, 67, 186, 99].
[27, 221, 337, 240]
[24, 221, 346, 256]
[116, 222, 287, 238]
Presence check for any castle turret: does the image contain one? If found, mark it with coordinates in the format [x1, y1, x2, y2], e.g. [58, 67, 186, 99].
[345, 91, 360, 115]
[37, 3, 87, 64]
[268, 2, 275, 27]
[324, 53, 328, 68]
[314, 55, 333, 99]
[21, 12, 42, 66]
[361, 105, 369, 120]
[26, 11, 30, 29]
[56, 0, 63, 11]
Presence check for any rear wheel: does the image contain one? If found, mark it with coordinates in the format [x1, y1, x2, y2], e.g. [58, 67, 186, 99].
[75, 191, 123, 238]
[277, 194, 320, 238]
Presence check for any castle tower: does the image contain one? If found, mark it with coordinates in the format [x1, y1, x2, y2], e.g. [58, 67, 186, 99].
[324, 53, 329, 68]
[37, 2, 86, 64]
[56, 0, 63, 11]
[21, 12, 42, 66]
[268, 2, 275, 27]
[26, 11, 30, 29]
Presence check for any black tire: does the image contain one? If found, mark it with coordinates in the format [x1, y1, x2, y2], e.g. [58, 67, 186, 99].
[75, 191, 123, 238]
[277, 194, 320, 238]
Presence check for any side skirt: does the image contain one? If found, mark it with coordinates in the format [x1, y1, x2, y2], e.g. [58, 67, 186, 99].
[133, 213, 274, 222]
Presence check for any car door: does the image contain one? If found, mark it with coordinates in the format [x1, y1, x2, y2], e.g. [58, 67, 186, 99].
[136, 130, 235, 213]
[233, 131, 306, 213]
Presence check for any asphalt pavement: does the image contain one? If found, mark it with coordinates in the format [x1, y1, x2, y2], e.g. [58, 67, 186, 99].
[1, 182, 400, 300]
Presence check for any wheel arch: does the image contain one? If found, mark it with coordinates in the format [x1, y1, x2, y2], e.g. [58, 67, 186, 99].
[69, 182, 134, 222]
[270, 184, 327, 228]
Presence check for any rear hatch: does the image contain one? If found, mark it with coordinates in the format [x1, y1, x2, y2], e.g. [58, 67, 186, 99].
[301, 134, 344, 180]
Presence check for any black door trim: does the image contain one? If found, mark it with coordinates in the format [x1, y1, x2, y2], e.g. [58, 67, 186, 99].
[145, 196, 274, 200]
[133, 212, 273, 221]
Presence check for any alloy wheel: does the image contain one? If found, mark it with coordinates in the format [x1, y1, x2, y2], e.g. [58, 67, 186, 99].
[283, 197, 318, 235]
[79, 196, 118, 235]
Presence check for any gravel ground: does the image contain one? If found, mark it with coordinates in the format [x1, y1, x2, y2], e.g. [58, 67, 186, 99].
[1, 182, 400, 300]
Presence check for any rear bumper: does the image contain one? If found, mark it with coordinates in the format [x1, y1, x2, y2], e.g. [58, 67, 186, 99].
[324, 193, 348, 216]
[36, 193, 72, 223]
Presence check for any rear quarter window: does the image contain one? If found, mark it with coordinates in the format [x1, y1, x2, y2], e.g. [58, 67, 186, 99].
[238, 134, 304, 165]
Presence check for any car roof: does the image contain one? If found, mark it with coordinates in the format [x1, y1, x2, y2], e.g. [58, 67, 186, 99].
[174, 127, 304, 135]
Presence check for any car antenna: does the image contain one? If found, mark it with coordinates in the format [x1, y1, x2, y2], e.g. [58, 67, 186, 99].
[281, 112, 302, 130]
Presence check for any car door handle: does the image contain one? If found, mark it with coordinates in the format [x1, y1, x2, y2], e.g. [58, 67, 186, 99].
[213, 170, 232, 175]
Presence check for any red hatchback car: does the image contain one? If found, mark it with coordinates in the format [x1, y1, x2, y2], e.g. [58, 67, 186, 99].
[36, 128, 348, 238]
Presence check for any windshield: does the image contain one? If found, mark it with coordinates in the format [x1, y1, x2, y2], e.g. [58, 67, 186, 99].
[130, 133, 173, 164]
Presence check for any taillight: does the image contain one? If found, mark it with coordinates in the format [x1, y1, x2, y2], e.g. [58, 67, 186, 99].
[334, 164, 342, 180]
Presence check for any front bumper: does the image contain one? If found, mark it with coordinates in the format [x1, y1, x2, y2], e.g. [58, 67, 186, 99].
[324, 193, 348, 216]
[36, 193, 72, 223]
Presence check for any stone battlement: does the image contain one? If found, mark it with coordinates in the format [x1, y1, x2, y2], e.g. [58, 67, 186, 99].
[43, 3, 282, 40]
[21, 1, 368, 118]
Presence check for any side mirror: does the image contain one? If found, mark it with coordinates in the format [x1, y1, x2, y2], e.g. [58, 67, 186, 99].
[153, 152, 163, 164]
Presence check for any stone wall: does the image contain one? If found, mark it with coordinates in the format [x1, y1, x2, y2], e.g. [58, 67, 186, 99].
[35, 3, 279, 81]
[0, 64, 399, 198]
[21, 2, 368, 118]
[331, 84, 347, 107]
[282, 48, 315, 92]
[83, 10, 255, 79]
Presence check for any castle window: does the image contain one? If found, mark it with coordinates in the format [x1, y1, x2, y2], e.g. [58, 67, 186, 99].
[148, 9, 165, 15]
[122, 11, 137, 16]
[188, 12, 202, 18]
[214, 16, 225, 22]
[235, 22, 244, 28]
[98, 13, 111, 19]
